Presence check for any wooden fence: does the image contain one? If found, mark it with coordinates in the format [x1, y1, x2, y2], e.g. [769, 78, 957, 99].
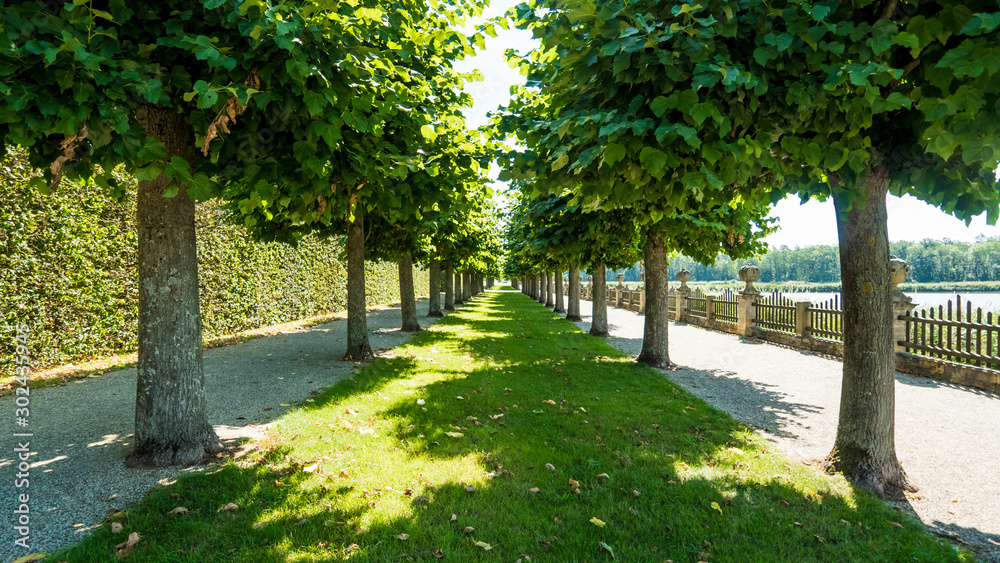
[901, 296, 1000, 370]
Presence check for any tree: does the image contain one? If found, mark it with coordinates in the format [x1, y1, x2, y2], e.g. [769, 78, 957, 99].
[736, 0, 1000, 498]
[496, 0, 773, 366]
[2, 0, 444, 465]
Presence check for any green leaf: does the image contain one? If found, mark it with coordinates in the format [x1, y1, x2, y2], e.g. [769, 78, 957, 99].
[136, 164, 163, 182]
[304, 91, 326, 117]
[650, 96, 673, 118]
[420, 124, 438, 142]
[187, 172, 215, 201]
[893, 31, 920, 50]
[639, 147, 668, 178]
[164, 156, 192, 184]
[552, 153, 569, 171]
[604, 143, 627, 166]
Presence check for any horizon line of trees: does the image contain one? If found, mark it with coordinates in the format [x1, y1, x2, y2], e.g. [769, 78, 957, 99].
[589, 237, 1000, 284]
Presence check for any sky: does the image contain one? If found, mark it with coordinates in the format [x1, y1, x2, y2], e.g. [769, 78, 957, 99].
[454, 0, 1000, 248]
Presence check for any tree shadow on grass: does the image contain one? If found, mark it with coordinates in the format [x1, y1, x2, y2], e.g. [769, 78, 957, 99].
[49, 292, 968, 562]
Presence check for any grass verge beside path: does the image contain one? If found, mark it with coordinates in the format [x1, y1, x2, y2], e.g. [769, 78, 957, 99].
[51, 290, 967, 562]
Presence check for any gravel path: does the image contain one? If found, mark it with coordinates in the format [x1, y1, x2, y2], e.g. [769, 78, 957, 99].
[1, 299, 446, 561]
[566, 297, 1000, 562]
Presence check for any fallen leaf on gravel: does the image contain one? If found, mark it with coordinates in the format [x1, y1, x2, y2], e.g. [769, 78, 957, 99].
[168, 507, 188, 515]
[221, 503, 239, 512]
[545, 463, 555, 471]
[590, 517, 605, 527]
[111, 522, 123, 534]
[115, 532, 140, 559]
[598, 541, 614, 558]
[528, 487, 540, 493]
[397, 533, 410, 541]
[11, 554, 48, 563]
[280, 403, 292, 407]
[474, 541, 492, 550]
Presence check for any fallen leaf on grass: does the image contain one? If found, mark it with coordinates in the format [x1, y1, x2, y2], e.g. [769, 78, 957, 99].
[111, 522, 123, 534]
[598, 541, 615, 558]
[545, 463, 555, 471]
[303, 464, 318, 473]
[528, 487, 540, 493]
[543, 400, 557, 405]
[450, 513, 457, 521]
[490, 414, 503, 420]
[568, 478, 580, 490]
[590, 517, 606, 527]
[253, 522, 267, 530]
[726, 447, 744, 455]
[597, 473, 609, 483]
[417, 399, 425, 405]
[890, 522, 903, 529]
[11, 554, 48, 563]
[464, 526, 475, 534]
[455, 396, 464, 400]
[710, 502, 723, 516]
[339, 470, 350, 478]
[168, 507, 188, 515]
[115, 532, 140, 559]
[434, 548, 445, 559]
[445, 432, 464, 438]
[633, 490, 641, 497]
[464, 485, 476, 493]
[474, 540, 492, 551]
[397, 533, 410, 540]
[221, 503, 239, 512]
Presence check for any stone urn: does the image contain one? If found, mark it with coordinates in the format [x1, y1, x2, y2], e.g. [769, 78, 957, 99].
[676, 268, 692, 295]
[738, 264, 760, 295]
[587, 275, 593, 285]
[890, 256, 912, 304]
[616, 272, 626, 289]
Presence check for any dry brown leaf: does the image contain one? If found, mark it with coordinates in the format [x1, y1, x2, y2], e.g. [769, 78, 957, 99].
[168, 507, 188, 515]
[434, 548, 445, 559]
[596, 473, 609, 483]
[111, 522, 123, 534]
[11, 554, 48, 563]
[545, 463, 555, 471]
[464, 485, 476, 493]
[396, 533, 410, 541]
[528, 487, 540, 493]
[115, 532, 140, 559]
[339, 470, 350, 478]
[221, 502, 239, 512]
[450, 513, 457, 521]
[253, 522, 267, 530]
[463, 526, 475, 534]
[543, 400, 557, 405]
[474, 540, 492, 550]
[890, 522, 903, 529]
[568, 479, 580, 490]
[303, 464, 318, 473]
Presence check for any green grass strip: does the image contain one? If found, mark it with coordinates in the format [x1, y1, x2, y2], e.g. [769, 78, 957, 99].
[54, 290, 969, 562]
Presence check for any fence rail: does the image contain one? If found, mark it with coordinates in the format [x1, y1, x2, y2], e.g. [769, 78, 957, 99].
[754, 291, 797, 334]
[901, 296, 1000, 370]
[809, 295, 843, 342]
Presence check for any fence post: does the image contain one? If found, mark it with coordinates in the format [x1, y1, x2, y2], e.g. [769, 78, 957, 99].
[705, 295, 715, 322]
[737, 264, 761, 337]
[795, 301, 811, 337]
[890, 257, 916, 353]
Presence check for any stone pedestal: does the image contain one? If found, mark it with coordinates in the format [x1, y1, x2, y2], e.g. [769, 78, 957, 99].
[737, 293, 758, 336]
[795, 301, 811, 337]
[893, 301, 917, 353]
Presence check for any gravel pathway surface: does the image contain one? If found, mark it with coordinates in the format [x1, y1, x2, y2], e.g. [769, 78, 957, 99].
[1, 299, 446, 561]
[566, 297, 1000, 562]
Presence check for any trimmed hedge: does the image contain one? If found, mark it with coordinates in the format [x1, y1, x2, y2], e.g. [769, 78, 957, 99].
[1, 154, 427, 375]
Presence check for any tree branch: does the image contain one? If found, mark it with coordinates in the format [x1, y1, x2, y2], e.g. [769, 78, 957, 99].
[880, 0, 899, 20]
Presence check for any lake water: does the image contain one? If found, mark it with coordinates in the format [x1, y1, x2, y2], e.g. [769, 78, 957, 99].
[777, 291, 1000, 313]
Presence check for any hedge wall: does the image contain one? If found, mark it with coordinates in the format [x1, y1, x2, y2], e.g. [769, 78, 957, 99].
[1, 154, 428, 375]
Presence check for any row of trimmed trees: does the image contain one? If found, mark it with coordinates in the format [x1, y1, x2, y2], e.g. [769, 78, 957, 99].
[492, 0, 1000, 500]
[2, 0, 499, 466]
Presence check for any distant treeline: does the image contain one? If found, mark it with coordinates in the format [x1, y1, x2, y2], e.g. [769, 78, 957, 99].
[594, 238, 1000, 284]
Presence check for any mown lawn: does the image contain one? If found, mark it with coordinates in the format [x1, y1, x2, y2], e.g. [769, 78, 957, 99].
[51, 289, 968, 562]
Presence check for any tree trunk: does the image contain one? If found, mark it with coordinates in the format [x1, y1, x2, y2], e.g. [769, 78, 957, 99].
[590, 262, 609, 337]
[463, 271, 472, 301]
[567, 264, 582, 321]
[398, 254, 421, 332]
[824, 160, 915, 500]
[128, 105, 222, 468]
[537, 274, 545, 303]
[544, 271, 554, 308]
[636, 234, 671, 368]
[427, 259, 443, 317]
[444, 262, 455, 310]
[344, 207, 372, 360]
[554, 270, 566, 313]
[455, 270, 464, 305]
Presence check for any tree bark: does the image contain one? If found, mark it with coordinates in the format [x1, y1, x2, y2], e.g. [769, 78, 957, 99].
[553, 269, 566, 313]
[344, 207, 373, 360]
[537, 274, 546, 303]
[545, 272, 556, 309]
[427, 258, 443, 317]
[566, 264, 582, 321]
[455, 270, 464, 305]
[590, 262, 609, 337]
[444, 262, 455, 310]
[463, 271, 472, 301]
[824, 159, 915, 500]
[398, 254, 421, 332]
[128, 105, 222, 468]
[636, 234, 672, 368]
